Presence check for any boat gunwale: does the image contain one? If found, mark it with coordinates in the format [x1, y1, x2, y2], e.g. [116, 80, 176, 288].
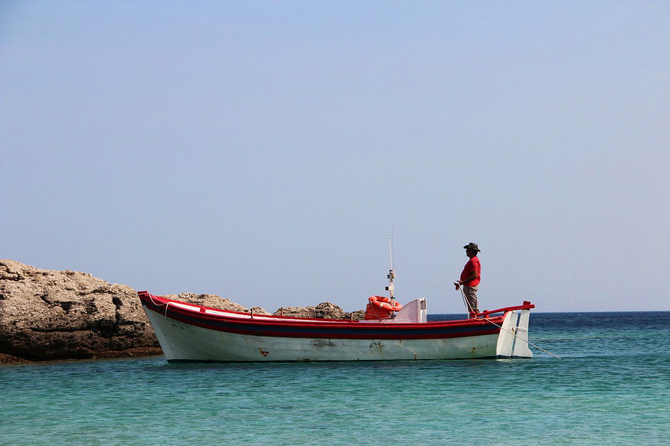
[137, 292, 521, 341]
[138, 291, 511, 327]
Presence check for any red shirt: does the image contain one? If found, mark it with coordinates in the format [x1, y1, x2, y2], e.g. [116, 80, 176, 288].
[460, 256, 481, 287]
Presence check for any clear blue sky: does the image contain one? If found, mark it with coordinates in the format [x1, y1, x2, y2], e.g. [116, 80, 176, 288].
[2, 1, 668, 313]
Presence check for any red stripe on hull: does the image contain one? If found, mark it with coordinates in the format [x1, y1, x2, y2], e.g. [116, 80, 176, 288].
[139, 292, 505, 341]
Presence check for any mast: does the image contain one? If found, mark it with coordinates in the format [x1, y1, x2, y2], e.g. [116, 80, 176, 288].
[385, 236, 396, 300]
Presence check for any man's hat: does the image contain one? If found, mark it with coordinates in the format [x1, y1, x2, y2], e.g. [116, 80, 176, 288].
[463, 242, 480, 252]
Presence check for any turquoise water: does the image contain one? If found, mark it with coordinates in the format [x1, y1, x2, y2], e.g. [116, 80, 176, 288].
[1, 312, 669, 445]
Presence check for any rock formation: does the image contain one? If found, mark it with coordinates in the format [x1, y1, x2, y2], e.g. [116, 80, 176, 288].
[0, 260, 158, 363]
[0, 260, 361, 364]
[274, 302, 365, 320]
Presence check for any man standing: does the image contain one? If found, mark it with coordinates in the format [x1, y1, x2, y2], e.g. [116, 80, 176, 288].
[454, 243, 481, 318]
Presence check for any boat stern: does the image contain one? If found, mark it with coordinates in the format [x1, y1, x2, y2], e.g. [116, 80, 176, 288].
[494, 301, 534, 358]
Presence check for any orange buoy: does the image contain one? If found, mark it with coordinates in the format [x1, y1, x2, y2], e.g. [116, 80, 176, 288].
[364, 295, 403, 320]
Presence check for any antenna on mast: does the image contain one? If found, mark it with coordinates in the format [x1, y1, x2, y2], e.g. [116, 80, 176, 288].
[385, 226, 396, 300]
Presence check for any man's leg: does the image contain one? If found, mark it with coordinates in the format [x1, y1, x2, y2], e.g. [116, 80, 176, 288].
[463, 285, 479, 317]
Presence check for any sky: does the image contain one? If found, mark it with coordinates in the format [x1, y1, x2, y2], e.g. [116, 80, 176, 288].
[1, 1, 668, 314]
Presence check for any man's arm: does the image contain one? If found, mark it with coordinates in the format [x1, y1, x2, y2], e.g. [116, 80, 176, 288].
[454, 268, 480, 289]
[459, 271, 479, 285]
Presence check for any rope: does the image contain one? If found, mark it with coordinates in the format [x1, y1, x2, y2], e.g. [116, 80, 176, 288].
[366, 299, 396, 320]
[459, 286, 474, 317]
[458, 287, 559, 358]
[482, 316, 561, 359]
[148, 293, 172, 320]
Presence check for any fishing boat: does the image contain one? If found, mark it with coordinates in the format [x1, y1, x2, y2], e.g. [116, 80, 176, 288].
[138, 288, 535, 363]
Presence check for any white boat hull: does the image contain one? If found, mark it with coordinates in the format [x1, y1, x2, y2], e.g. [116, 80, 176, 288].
[141, 295, 533, 362]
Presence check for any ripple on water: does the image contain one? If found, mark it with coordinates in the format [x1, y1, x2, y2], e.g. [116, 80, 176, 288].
[1, 312, 669, 445]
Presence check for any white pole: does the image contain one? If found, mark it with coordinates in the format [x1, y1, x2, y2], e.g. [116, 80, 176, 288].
[386, 236, 395, 299]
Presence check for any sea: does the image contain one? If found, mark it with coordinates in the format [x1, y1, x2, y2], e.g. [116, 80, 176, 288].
[1, 312, 669, 446]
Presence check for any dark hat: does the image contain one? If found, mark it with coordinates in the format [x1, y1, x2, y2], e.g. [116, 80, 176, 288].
[463, 242, 480, 252]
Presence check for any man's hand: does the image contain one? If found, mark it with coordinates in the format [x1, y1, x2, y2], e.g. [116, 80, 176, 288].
[454, 281, 461, 290]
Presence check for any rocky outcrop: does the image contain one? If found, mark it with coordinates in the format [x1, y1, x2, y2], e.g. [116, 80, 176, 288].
[0, 260, 362, 363]
[163, 293, 269, 315]
[275, 302, 365, 321]
[0, 260, 161, 362]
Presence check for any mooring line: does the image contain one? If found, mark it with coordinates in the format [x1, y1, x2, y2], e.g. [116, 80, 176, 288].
[458, 287, 560, 359]
[148, 293, 172, 320]
[483, 317, 561, 359]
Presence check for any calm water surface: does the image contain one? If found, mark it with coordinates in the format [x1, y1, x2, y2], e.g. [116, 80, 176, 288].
[1, 312, 669, 445]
